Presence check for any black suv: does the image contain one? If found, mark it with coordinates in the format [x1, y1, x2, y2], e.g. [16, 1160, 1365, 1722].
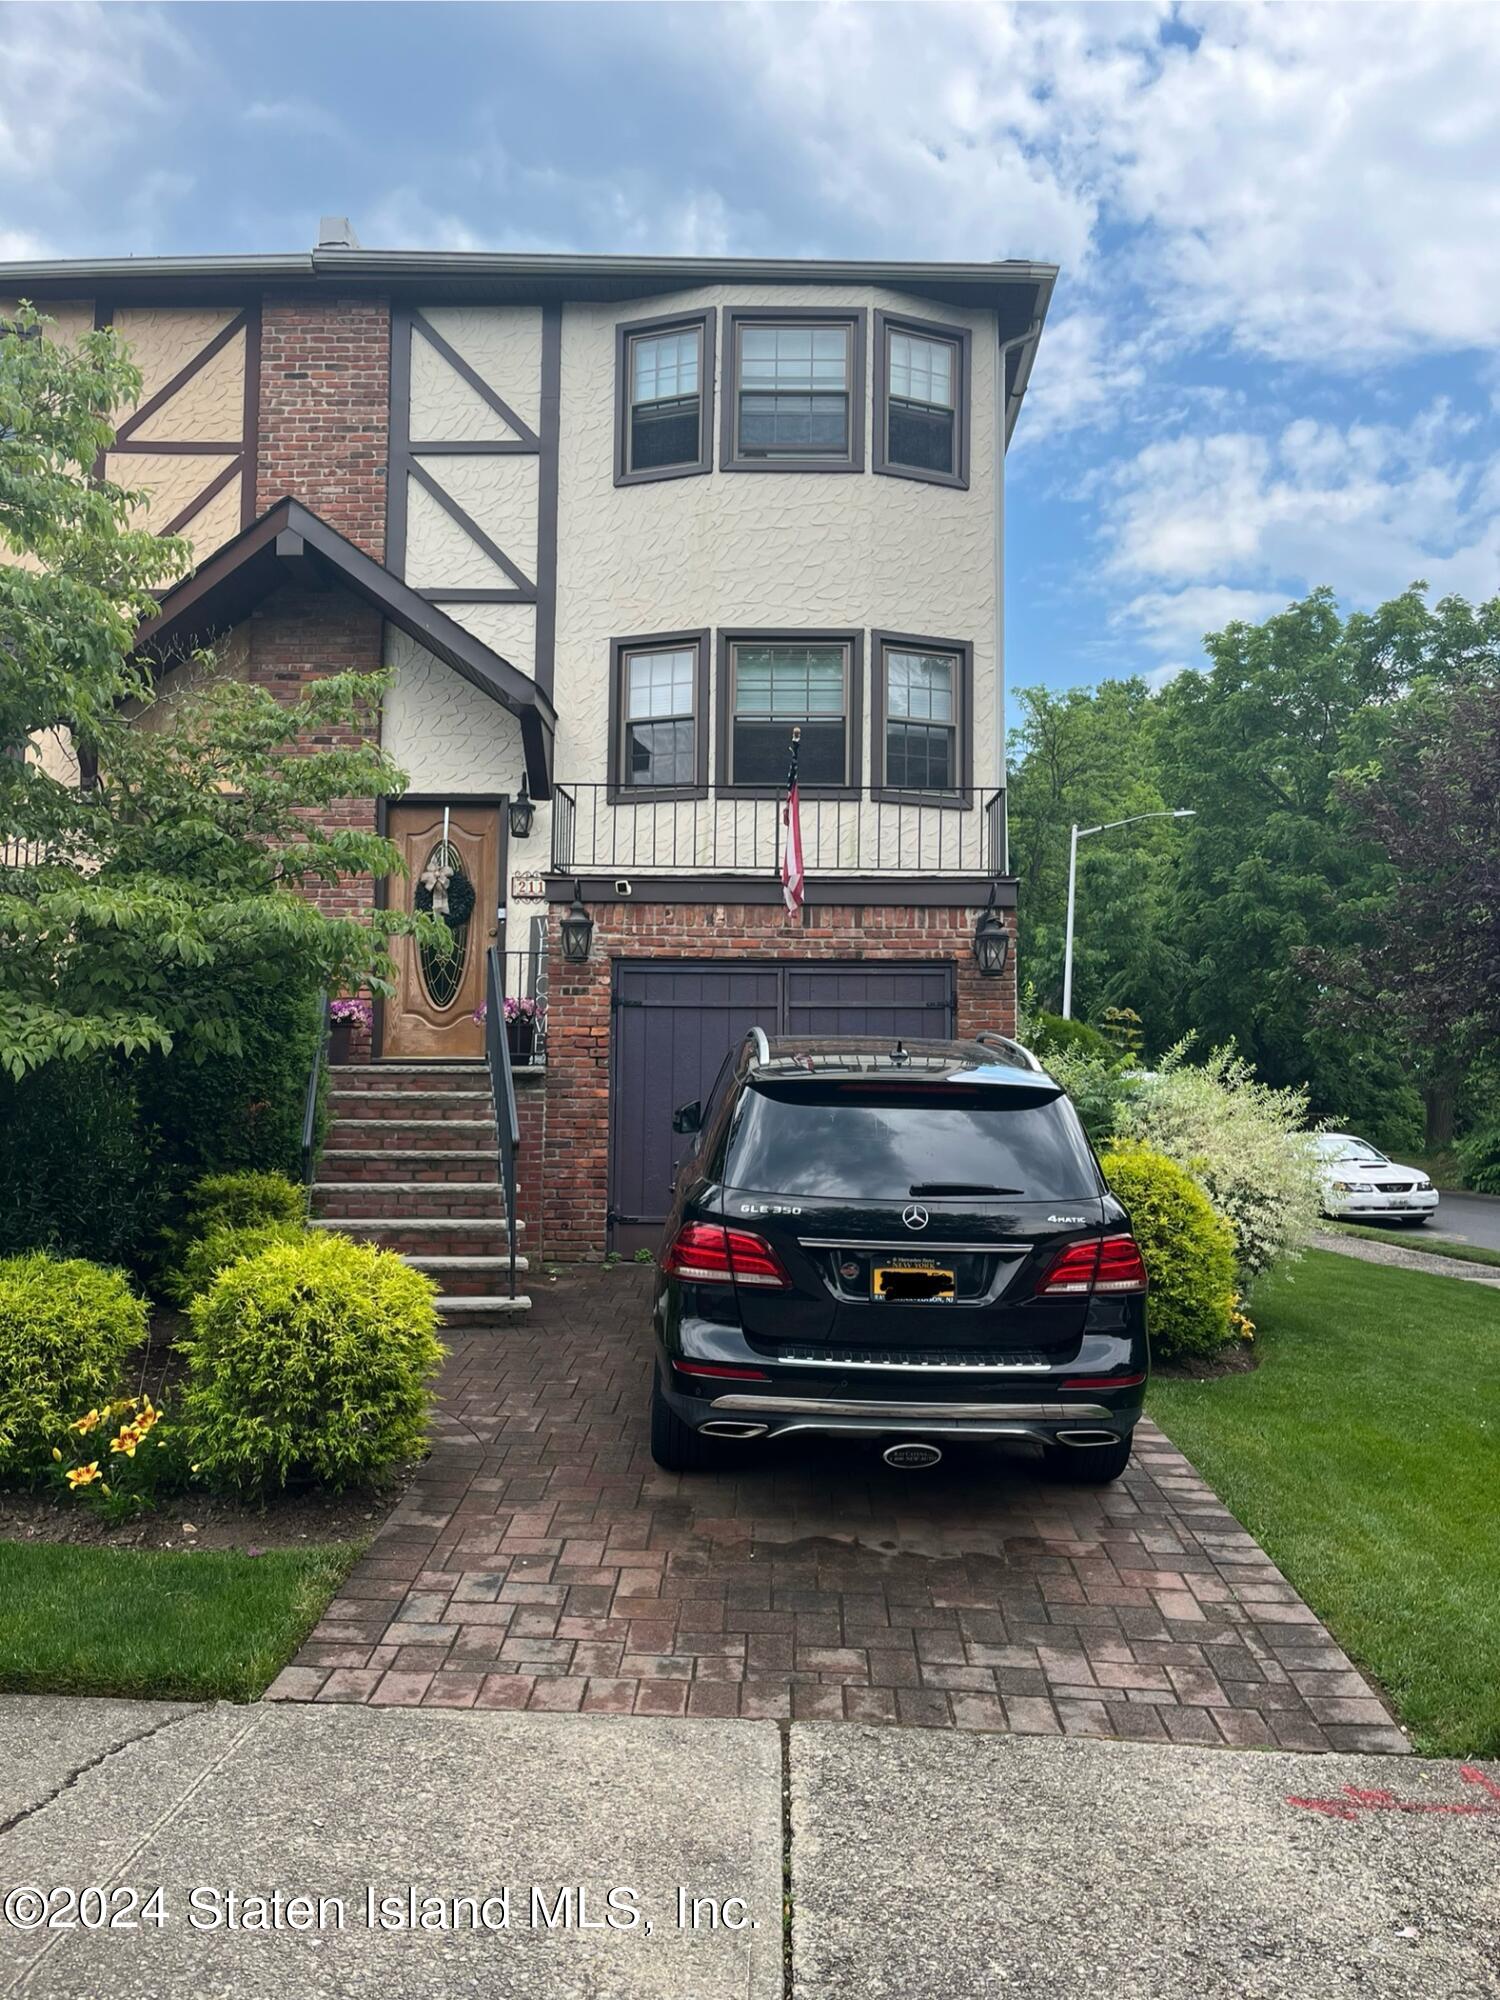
[649, 1032, 1148, 1483]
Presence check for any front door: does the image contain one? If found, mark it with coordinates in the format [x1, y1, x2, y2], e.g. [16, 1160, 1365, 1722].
[383, 802, 503, 1060]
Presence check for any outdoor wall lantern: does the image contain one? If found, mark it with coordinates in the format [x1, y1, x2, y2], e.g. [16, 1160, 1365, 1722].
[560, 880, 594, 964]
[972, 889, 1010, 978]
[508, 778, 535, 841]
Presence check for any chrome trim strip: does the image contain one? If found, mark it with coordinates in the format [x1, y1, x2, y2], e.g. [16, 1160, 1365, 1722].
[799, 1238, 1032, 1253]
[709, 1394, 1110, 1421]
[769, 1421, 1045, 1441]
[769, 1351, 1054, 1373]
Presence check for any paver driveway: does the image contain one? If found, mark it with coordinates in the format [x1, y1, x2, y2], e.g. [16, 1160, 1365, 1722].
[272, 1269, 1408, 1752]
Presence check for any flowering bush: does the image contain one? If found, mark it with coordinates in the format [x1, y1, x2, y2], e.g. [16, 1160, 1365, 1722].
[1099, 1142, 1238, 1362]
[53, 1392, 188, 1515]
[0, 1254, 147, 1481]
[471, 997, 544, 1026]
[1118, 1044, 1322, 1287]
[329, 997, 373, 1027]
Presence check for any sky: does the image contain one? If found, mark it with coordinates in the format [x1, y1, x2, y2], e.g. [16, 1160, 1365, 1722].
[2, 0, 1498, 705]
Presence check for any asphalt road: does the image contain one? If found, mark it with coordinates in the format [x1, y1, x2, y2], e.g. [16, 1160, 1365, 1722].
[1418, 1191, 1500, 1253]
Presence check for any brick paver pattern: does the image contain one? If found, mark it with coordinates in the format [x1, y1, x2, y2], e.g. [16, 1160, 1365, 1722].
[271, 1271, 1408, 1751]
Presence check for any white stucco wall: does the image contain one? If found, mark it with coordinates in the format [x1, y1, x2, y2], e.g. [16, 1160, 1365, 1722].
[381, 628, 528, 796]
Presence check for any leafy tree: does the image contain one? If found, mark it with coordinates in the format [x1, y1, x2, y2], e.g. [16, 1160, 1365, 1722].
[0, 307, 426, 1081]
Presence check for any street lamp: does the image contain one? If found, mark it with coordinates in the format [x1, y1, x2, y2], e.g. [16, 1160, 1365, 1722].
[1061, 810, 1195, 1019]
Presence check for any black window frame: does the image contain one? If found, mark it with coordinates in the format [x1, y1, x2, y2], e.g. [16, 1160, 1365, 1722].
[614, 309, 715, 487]
[873, 309, 971, 490]
[721, 308, 866, 474]
[716, 629, 865, 796]
[606, 628, 712, 802]
[870, 631, 973, 806]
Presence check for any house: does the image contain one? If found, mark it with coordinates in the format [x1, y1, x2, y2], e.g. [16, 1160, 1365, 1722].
[1, 226, 1055, 1275]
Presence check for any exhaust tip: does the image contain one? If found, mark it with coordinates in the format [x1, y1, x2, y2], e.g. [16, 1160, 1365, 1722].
[882, 1441, 943, 1470]
[698, 1421, 768, 1440]
[1055, 1430, 1120, 1447]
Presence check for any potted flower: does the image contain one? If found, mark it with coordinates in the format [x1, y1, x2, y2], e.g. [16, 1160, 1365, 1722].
[505, 995, 542, 1064]
[328, 995, 373, 1065]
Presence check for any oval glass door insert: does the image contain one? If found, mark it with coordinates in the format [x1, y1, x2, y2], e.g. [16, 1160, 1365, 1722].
[417, 840, 470, 1009]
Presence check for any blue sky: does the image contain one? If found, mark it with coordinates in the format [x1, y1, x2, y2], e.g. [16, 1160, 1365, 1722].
[3, 1, 1498, 706]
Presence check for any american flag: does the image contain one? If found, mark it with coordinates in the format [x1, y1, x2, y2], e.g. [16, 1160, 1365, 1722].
[781, 727, 805, 916]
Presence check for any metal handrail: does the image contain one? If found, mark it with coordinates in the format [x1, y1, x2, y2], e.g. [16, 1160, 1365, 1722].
[484, 944, 521, 1300]
[301, 991, 331, 1200]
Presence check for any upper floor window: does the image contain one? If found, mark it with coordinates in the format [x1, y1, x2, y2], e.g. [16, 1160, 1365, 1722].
[874, 311, 970, 488]
[614, 310, 714, 486]
[720, 634, 863, 790]
[873, 633, 972, 799]
[609, 630, 710, 797]
[722, 310, 865, 473]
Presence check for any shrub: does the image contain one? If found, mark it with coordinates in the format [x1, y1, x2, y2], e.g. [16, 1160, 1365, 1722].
[1455, 1122, 1500, 1195]
[1036, 1042, 1132, 1146]
[1027, 1012, 1114, 1063]
[0, 1059, 165, 1268]
[1099, 1143, 1238, 1363]
[168, 1219, 316, 1308]
[0, 1254, 148, 1480]
[184, 1171, 305, 1236]
[1117, 1043, 1322, 1286]
[179, 1234, 444, 1493]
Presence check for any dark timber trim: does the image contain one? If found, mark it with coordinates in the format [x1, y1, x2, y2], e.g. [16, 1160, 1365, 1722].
[545, 873, 1017, 909]
[534, 302, 562, 702]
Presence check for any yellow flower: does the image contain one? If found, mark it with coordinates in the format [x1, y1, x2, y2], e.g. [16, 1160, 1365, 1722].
[110, 1424, 143, 1458]
[66, 1462, 102, 1489]
[70, 1409, 101, 1435]
[134, 1404, 159, 1436]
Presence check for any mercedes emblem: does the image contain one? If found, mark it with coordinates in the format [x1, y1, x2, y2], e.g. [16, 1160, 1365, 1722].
[901, 1204, 930, 1231]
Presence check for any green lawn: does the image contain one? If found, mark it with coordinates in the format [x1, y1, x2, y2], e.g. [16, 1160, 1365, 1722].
[1150, 1249, 1500, 1758]
[1329, 1221, 1500, 1270]
[0, 1542, 360, 1702]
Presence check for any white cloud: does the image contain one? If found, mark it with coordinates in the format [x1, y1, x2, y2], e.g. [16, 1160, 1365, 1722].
[0, 4, 183, 183]
[0, 226, 49, 259]
[1018, 310, 1150, 445]
[1103, 407, 1500, 653]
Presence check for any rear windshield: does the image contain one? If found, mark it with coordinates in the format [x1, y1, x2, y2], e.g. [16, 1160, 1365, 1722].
[722, 1082, 1102, 1200]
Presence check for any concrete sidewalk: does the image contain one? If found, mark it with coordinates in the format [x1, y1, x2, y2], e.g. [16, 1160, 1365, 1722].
[3, 1698, 1497, 2000]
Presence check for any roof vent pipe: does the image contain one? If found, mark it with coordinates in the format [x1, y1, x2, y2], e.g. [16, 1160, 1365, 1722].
[316, 216, 361, 250]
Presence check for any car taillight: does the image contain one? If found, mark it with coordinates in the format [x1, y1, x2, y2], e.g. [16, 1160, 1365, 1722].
[1038, 1233, 1148, 1297]
[661, 1222, 791, 1290]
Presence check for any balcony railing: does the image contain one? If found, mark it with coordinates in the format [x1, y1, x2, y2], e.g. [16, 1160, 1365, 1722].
[549, 785, 1004, 879]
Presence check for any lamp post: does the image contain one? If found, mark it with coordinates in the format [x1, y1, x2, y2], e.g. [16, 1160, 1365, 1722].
[1061, 810, 1195, 1019]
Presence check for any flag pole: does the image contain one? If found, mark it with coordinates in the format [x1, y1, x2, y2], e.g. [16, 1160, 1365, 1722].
[781, 726, 805, 919]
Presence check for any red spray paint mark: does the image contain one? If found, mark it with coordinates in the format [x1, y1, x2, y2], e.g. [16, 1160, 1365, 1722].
[1288, 1766, 1500, 1821]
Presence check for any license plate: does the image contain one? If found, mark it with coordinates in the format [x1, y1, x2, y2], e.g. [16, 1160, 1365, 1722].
[873, 1263, 955, 1303]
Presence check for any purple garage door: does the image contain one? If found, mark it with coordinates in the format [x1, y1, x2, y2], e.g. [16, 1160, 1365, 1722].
[609, 960, 955, 1251]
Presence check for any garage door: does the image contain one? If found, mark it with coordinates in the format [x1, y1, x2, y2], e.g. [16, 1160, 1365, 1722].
[609, 961, 955, 1252]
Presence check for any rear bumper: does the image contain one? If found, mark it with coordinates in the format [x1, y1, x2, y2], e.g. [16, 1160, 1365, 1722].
[692, 1388, 1129, 1448]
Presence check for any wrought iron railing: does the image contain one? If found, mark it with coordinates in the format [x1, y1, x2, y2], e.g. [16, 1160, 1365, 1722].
[300, 991, 331, 1200]
[548, 784, 1005, 878]
[496, 914, 548, 1067]
[484, 944, 522, 1301]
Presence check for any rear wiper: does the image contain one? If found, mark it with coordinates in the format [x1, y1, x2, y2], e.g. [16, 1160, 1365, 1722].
[908, 1182, 1024, 1197]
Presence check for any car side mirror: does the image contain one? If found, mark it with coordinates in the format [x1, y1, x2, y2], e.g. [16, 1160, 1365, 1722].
[672, 1100, 703, 1136]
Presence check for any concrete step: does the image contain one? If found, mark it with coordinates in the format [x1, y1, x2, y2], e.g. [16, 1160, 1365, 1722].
[328, 1089, 496, 1122]
[310, 1216, 521, 1257]
[313, 1181, 506, 1221]
[320, 1150, 500, 1184]
[326, 1119, 496, 1152]
[434, 1294, 533, 1320]
[329, 1063, 491, 1096]
[406, 1254, 531, 1296]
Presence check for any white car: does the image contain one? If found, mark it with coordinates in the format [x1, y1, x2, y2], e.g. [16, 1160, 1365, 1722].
[1311, 1133, 1439, 1224]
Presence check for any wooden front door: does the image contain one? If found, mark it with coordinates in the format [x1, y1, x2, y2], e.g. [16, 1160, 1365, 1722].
[383, 802, 503, 1060]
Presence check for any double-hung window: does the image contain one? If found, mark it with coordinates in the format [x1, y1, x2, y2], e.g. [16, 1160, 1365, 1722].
[723, 635, 861, 789]
[875, 635, 970, 798]
[611, 632, 709, 795]
[874, 311, 970, 487]
[723, 310, 865, 471]
[615, 311, 713, 483]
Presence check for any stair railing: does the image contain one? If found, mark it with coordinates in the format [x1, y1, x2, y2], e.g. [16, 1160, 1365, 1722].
[301, 990, 331, 1209]
[484, 945, 522, 1299]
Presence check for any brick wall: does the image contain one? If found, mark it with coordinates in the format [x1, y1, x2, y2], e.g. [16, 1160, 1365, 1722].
[245, 584, 384, 918]
[256, 292, 390, 557]
[536, 897, 1017, 1259]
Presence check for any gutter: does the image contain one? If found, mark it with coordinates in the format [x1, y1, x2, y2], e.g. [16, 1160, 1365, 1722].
[992, 318, 1044, 874]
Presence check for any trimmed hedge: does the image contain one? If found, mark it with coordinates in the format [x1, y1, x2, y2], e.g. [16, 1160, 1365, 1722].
[183, 1172, 305, 1237]
[179, 1234, 443, 1493]
[1100, 1141, 1238, 1363]
[0, 1060, 162, 1267]
[0, 1254, 148, 1480]
[168, 1220, 316, 1309]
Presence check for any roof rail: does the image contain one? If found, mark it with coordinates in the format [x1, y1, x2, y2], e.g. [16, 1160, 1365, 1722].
[974, 1030, 1045, 1073]
[745, 1026, 771, 1069]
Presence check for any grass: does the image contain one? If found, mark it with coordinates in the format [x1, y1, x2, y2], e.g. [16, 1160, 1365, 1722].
[1328, 1220, 1500, 1270]
[0, 1541, 360, 1702]
[1150, 1249, 1500, 1758]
